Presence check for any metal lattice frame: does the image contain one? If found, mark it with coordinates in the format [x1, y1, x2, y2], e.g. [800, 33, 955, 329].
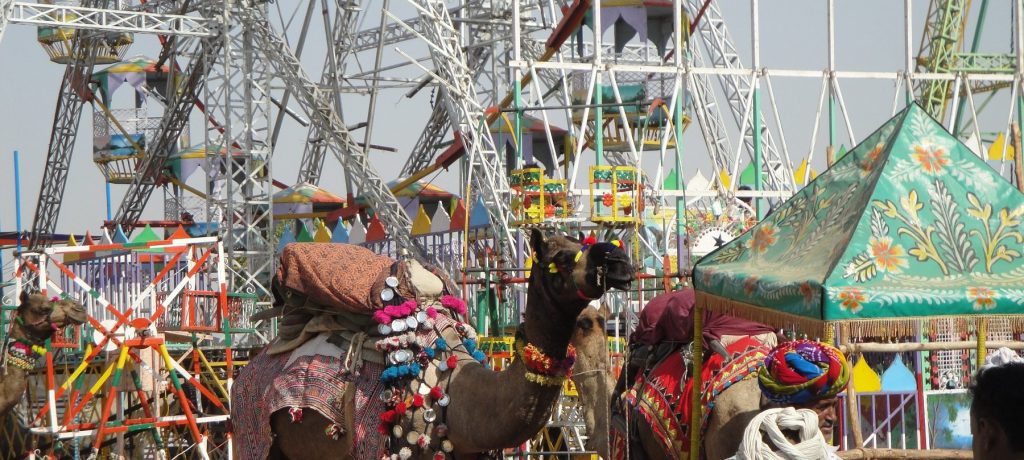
[296, 0, 363, 186]
[404, 0, 516, 268]
[204, 1, 275, 304]
[916, 0, 969, 120]
[685, 0, 795, 196]
[113, 34, 219, 229]
[247, 7, 427, 262]
[28, 0, 108, 250]
[6, 1, 212, 37]
[400, 47, 492, 177]
[0, 0, 15, 45]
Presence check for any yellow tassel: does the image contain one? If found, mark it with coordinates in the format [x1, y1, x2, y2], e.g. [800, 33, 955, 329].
[574, 251, 582, 263]
[548, 263, 558, 273]
[611, 240, 622, 248]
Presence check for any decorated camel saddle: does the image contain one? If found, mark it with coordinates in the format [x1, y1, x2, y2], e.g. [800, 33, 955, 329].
[234, 243, 486, 459]
[610, 288, 777, 460]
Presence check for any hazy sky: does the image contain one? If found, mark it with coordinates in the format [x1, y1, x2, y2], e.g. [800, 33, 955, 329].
[0, 0, 1017, 243]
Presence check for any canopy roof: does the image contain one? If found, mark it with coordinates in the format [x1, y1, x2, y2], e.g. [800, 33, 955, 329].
[694, 104, 1024, 337]
[273, 183, 346, 218]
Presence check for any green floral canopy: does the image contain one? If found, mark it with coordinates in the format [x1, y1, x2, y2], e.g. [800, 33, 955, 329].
[694, 104, 1024, 336]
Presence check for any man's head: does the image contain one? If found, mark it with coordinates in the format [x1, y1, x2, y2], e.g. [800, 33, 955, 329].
[757, 340, 850, 440]
[971, 362, 1024, 460]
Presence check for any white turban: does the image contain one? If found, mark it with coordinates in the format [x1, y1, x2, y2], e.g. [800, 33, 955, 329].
[734, 408, 837, 460]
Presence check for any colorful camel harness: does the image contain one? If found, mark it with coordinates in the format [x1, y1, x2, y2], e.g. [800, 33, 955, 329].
[4, 304, 59, 371]
[537, 236, 623, 302]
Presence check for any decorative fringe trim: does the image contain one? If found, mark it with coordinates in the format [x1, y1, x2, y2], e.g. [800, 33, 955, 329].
[697, 292, 827, 339]
[696, 292, 1024, 342]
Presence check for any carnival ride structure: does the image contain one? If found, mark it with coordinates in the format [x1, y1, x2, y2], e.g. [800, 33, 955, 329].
[0, 0, 1022, 457]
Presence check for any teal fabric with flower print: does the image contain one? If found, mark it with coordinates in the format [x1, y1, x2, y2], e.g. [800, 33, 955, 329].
[695, 103, 1024, 322]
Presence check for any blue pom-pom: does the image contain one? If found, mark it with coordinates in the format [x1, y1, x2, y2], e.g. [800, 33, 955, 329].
[425, 348, 436, 359]
[463, 339, 477, 353]
[410, 363, 422, 375]
[435, 338, 448, 350]
[472, 350, 486, 363]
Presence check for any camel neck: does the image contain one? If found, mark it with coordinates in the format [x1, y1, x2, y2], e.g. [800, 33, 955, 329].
[522, 274, 588, 360]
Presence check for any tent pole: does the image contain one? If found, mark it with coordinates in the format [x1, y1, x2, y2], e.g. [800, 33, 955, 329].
[689, 296, 704, 460]
[977, 317, 988, 366]
[842, 324, 865, 449]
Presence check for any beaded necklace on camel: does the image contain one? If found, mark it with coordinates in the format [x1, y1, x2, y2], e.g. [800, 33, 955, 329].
[373, 274, 487, 460]
[4, 316, 52, 371]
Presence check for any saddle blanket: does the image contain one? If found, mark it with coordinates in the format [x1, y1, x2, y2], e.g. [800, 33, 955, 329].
[612, 337, 768, 460]
[232, 334, 387, 459]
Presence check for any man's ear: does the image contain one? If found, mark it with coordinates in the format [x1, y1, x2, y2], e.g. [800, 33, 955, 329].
[976, 416, 1008, 454]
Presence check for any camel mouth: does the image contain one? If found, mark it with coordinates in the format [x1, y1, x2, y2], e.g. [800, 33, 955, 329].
[604, 273, 634, 290]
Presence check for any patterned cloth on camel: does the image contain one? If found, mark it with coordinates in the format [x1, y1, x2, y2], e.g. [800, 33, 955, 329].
[269, 243, 457, 355]
[630, 288, 775, 346]
[618, 337, 769, 460]
[232, 335, 388, 460]
[234, 313, 466, 460]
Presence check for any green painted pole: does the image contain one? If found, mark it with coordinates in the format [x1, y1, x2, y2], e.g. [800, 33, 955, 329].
[595, 81, 604, 214]
[514, 80, 524, 168]
[753, 85, 763, 219]
[674, 87, 686, 275]
[828, 82, 837, 156]
[953, 0, 991, 136]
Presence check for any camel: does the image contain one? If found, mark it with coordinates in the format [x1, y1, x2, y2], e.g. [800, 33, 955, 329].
[572, 300, 837, 460]
[234, 230, 635, 459]
[0, 292, 88, 419]
[570, 304, 615, 459]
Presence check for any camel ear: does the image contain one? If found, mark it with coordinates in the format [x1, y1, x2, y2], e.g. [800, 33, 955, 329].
[530, 228, 546, 260]
[598, 302, 611, 318]
[577, 231, 586, 242]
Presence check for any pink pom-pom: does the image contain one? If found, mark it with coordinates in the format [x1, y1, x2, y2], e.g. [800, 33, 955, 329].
[373, 311, 391, 324]
[440, 296, 467, 315]
[400, 299, 418, 313]
[426, 307, 438, 319]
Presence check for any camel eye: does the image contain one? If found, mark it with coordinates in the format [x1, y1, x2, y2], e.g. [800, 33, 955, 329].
[552, 250, 575, 266]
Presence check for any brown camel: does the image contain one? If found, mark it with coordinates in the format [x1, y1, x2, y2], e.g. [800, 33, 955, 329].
[627, 368, 839, 460]
[572, 305, 836, 460]
[570, 304, 615, 459]
[0, 292, 88, 419]
[241, 230, 635, 459]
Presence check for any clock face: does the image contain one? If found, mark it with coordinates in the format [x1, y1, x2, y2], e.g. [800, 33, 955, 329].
[692, 227, 734, 256]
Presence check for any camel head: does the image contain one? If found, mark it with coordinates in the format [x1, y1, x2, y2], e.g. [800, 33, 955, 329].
[529, 229, 634, 311]
[572, 303, 609, 348]
[14, 292, 88, 343]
